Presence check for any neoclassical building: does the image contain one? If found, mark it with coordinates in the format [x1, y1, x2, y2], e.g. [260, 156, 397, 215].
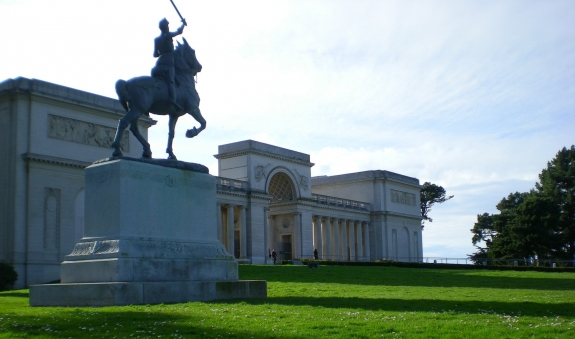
[213, 140, 423, 265]
[1, 77, 423, 289]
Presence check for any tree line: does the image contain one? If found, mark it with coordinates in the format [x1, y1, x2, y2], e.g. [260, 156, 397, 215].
[469, 146, 575, 263]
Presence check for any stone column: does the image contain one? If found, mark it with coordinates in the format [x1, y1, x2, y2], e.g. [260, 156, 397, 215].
[216, 203, 223, 244]
[226, 204, 235, 256]
[268, 215, 275, 259]
[332, 218, 339, 261]
[363, 221, 370, 261]
[323, 216, 331, 260]
[263, 207, 269, 263]
[293, 212, 301, 259]
[356, 221, 363, 261]
[349, 220, 356, 262]
[314, 216, 323, 259]
[240, 206, 247, 259]
[342, 219, 349, 261]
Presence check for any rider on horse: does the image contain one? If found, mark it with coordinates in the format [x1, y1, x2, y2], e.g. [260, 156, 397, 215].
[152, 18, 185, 111]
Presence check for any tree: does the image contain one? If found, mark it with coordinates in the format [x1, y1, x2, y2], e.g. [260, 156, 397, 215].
[536, 146, 575, 260]
[469, 146, 575, 262]
[420, 182, 453, 229]
[469, 192, 528, 261]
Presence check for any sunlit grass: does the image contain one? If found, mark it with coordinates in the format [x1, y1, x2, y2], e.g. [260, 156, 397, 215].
[1, 265, 574, 338]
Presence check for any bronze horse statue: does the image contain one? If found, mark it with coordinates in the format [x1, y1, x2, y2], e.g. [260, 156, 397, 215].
[111, 37, 204, 160]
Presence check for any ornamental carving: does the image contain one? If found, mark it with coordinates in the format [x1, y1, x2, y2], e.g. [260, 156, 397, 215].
[48, 114, 129, 150]
[293, 168, 309, 191]
[254, 164, 271, 182]
[390, 189, 416, 206]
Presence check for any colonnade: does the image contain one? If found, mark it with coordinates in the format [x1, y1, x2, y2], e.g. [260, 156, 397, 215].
[313, 216, 370, 261]
[216, 203, 248, 259]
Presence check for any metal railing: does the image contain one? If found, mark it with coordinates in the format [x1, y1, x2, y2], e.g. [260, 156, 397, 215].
[423, 257, 575, 267]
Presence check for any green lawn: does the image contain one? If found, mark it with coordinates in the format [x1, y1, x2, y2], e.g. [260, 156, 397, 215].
[1, 265, 574, 338]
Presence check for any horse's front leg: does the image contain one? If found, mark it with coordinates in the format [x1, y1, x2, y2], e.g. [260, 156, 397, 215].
[166, 114, 179, 160]
[111, 112, 138, 157]
[185, 107, 206, 138]
[129, 120, 152, 158]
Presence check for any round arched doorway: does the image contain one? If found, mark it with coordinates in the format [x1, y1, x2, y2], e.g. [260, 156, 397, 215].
[267, 171, 297, 260]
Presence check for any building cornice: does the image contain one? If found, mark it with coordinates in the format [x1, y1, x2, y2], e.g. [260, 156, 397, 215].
[216, 189, 273, 201]
[22, 153, 92, 169]
[214, 149, 314, 168]
[312, 170, 421, 188]
[0, 77, 156, 128]
[371, 210, 423, 220]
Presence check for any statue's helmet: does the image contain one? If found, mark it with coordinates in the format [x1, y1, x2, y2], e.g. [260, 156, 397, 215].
[159, 18, 169, 30]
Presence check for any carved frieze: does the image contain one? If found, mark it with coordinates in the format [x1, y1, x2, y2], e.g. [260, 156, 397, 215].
[44, 188, 60, 250]
[390, 189, 416, 206]
[48, 114, 129, 150]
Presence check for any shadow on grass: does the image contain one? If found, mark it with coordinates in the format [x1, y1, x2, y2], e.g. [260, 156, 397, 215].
[0, 310, 301, 339]
[223, 296, 575, 317]
[240, 265, 575, 291]
[0, 291, 29, 298]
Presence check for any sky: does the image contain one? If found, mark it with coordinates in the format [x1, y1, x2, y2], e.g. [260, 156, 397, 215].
[1, 0, 573, 260]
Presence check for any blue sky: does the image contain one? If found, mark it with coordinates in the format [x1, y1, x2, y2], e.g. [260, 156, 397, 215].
[1, 0, 573, 259]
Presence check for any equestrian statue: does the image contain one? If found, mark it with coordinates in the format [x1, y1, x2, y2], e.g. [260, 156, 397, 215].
[111, 11, 204, 160]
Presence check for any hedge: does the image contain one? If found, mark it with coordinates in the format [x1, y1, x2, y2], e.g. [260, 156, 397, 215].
[0, 262, 18, 291]
[281, 259, 575, 273]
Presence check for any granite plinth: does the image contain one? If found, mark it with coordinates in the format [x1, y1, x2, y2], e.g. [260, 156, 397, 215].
[29, 158, 266, 306]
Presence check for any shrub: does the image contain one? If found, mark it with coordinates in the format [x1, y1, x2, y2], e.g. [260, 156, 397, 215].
[0, 262, 18, 291]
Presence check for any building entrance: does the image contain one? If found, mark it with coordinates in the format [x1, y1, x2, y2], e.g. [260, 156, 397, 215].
[280, 234, 292, 261]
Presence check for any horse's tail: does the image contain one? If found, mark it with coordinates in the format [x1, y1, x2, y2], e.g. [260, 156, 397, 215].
[115, 79, 130, 112]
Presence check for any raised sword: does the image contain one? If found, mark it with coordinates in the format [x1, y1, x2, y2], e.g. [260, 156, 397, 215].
[169, 0, 187, 26]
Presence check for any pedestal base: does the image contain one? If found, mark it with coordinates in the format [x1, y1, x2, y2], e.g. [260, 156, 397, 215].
[29, 158, 267, 306]
[30, 280, 267, 306]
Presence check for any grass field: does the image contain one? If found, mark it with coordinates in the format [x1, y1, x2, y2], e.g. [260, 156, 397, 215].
[1, 265, 574, 338]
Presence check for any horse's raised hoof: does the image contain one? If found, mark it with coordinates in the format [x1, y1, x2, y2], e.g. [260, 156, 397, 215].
[186, 127, 198, 138]
[112, 148, 123, 157]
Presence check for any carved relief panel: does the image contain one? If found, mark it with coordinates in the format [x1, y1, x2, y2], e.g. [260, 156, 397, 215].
[48, 114, 129, 150]
[390, 189, 416, 206]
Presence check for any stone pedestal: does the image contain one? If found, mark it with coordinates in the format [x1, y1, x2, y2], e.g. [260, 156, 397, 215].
[30, 158, 266, 306]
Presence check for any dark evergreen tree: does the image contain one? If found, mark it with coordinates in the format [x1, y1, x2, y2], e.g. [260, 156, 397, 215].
[469, 146, 574, 262]
[536, 146, 575, 260]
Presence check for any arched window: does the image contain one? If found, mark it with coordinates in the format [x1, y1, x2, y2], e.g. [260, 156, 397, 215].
[268, 172, 295, 203]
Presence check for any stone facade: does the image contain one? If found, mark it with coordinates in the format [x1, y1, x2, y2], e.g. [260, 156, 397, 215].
[214, 141, 423, 264]
[0, 78, 155, 289]
[0, 78, 423, 289]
